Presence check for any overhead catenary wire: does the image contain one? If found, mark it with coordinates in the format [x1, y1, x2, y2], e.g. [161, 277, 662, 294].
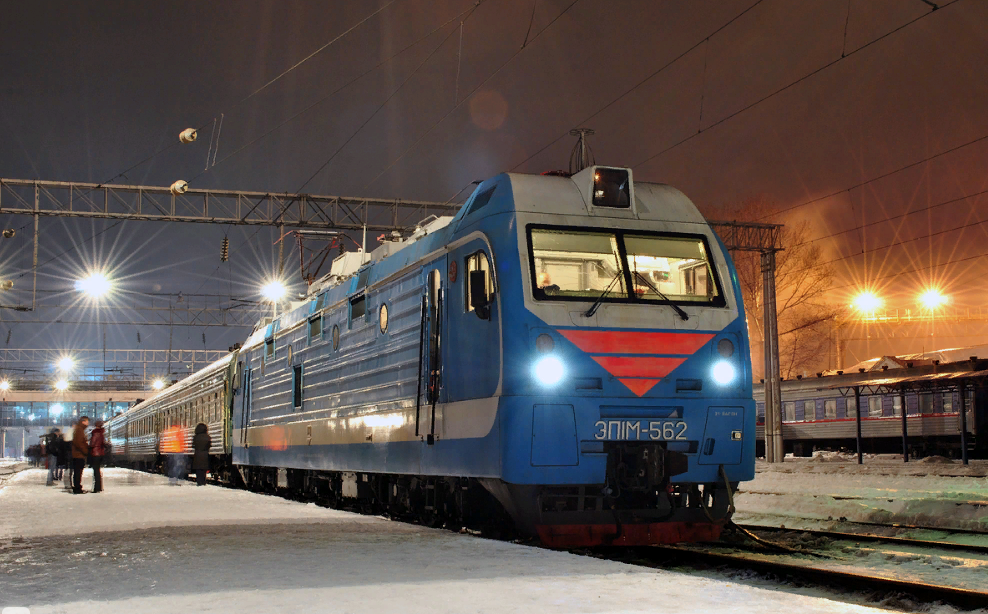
[361, 0, 583, 192]
[761, 130, 988, 224]
[294, 3, 482, 195]
[628, 0, 963, 174]
[790, 182, 988, 250]
[508, 0, 767, 173]
[87, 1, 402, 191]
[829, 248, 988, 292]
[188, 2, 482, 185]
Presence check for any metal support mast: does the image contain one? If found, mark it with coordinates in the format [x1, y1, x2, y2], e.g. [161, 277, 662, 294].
[708, 219, 785, 463]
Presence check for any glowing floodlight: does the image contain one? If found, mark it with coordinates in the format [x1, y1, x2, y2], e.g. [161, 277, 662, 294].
[0, 380, 9, 391]
[919, 288, 947, 310]
[261, 281, 287, 302]
[54, 379, 69, 391]
[51, 403, 64, 416]
[56, 356, 74, 372]
[851, 291, 882, 312]
[152, 379, 166, 390]
[533, 355, 565, 386]
[75, 273, 112, 298]
[712, 361, 737, 386]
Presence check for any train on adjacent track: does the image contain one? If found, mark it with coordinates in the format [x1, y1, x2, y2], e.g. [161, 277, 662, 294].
[108, 165, 756, 547]
[753, 360, 987, 458]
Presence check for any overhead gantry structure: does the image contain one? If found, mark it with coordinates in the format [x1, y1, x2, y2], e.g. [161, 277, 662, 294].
[0, 179, 787, 461]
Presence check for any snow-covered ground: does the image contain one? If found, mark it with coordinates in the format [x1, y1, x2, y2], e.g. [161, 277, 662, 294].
[736, 455, 988, 534]
[0, 468, 897, 614]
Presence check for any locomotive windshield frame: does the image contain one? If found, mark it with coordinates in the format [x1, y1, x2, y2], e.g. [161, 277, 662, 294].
[526, 224, 727, 307]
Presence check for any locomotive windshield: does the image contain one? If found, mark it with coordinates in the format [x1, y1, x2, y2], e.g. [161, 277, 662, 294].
[528, 226, 724, 306]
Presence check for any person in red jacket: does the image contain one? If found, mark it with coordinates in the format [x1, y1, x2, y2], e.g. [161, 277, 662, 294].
[89, 420, 107, 493]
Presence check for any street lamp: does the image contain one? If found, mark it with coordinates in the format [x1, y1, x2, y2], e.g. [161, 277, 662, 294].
[261, 280, 287, 318]
[75, 272, 112, 298]
[851, 291, 882, 314]
[919, 288, 948, 351]
[919, 288, 947, 311]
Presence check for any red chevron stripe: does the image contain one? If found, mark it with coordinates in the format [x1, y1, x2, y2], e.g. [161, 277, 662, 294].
[618, 378, 660, 396]
[590, 356, 685, 378]
[558, 330, 714, 355]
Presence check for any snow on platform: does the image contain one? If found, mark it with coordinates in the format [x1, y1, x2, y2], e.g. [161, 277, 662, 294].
[737, 455, 988, 534]
[0, 468, 890, 614]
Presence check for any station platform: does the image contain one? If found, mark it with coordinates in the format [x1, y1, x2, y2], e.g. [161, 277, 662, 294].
[0, 468, 886, 614]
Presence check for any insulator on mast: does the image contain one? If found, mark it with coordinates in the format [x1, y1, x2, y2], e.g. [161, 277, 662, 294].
[170, 180, 189, 195]
[220, 236, 229, 262]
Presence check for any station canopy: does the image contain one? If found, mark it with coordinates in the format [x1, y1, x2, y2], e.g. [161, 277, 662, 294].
[823, 369, 988, 396]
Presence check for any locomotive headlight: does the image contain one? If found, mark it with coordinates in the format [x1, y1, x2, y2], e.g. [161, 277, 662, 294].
[533, 355, 565, 386]
[711, 360, 736, 386]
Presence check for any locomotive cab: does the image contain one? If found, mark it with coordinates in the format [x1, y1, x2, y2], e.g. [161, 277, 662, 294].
[460, 165, 755, 546]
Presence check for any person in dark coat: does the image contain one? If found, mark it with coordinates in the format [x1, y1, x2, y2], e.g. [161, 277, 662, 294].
[45, 428, 61, 486]
[192, 423, 211, 486]
[58, 433, 72, 487]
[71, 416, 90, 494]
[89, 420, 107, 493]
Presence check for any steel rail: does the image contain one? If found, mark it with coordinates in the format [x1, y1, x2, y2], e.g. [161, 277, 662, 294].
[737, 523, 988, 556]
[595, 545, 988, 611]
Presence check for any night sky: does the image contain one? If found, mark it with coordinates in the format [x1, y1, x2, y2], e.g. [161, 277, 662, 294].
[1, 0, 986, 361]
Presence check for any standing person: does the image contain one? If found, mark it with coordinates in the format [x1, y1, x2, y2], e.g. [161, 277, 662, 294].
[45, 428, 60, 486]
[192, 423, 211, 486]
[71, 416, 90, 494]
[89, 420, 107, 493]
[162, 424, 184, 485]
[59, 431, 72, 490]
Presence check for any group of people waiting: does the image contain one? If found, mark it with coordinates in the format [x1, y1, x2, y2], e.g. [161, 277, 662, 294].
[42, 416, 107, 494]
[40, 419, 213, 491]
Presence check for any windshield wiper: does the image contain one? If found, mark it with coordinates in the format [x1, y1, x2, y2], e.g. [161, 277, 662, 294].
[633, 270, 690, 321]
[584, 271, 624, 317]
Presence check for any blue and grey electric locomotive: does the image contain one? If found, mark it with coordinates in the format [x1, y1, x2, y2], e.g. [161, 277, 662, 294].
[109, 166, 755, 547]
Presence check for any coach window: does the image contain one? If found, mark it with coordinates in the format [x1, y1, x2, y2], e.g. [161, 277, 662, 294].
[824, 399, 836, 419]
[919, 393, 934, 414]
[465, 251, 495, 312]
[941, 391, 953, 413]
[891, 395, 902, 417]
[333, 324, 340, 351]
[867, 396, 882, 417]
[265, 336, 275, 360]
[803, 400, 815, 421]
[349, 294, 366, 328]
[308, 314, 323, 344]
[783, 401, 795, 422]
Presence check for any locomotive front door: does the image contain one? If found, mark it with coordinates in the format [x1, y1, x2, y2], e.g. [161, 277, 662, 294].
[416, 262, 446, 444]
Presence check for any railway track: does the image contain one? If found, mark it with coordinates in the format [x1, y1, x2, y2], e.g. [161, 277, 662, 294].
[580, 520, 988, 611]
[737, 523, 988, 555]
[596, 543, 988, 611]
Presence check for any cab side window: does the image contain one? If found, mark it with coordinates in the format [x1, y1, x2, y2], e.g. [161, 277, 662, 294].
[465, 251, 495, 313]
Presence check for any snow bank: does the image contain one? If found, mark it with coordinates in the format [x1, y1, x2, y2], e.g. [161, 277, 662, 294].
[737, 459, 988, 532]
